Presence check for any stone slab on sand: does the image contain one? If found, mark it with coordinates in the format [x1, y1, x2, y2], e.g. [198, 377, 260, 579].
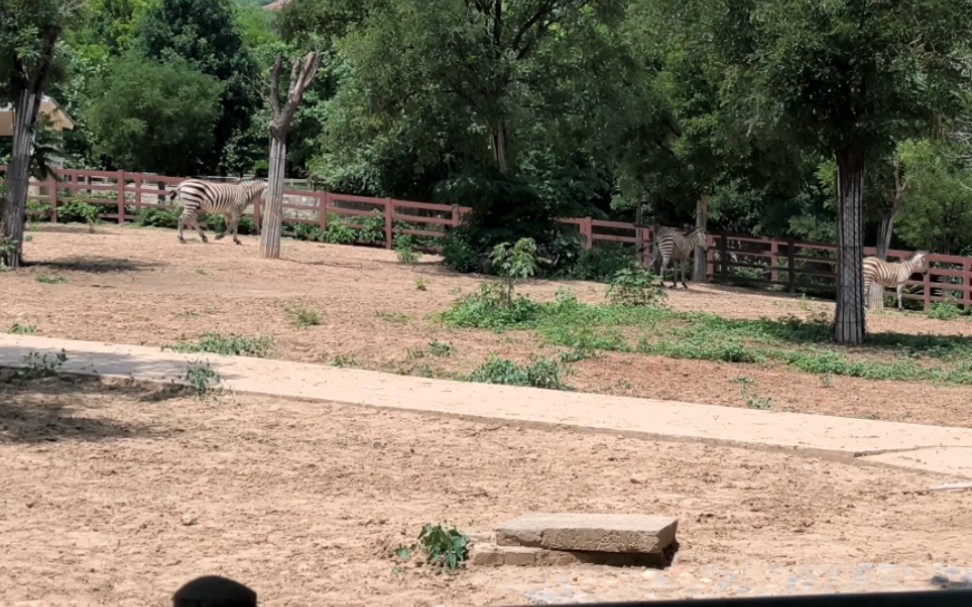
[470, 544, 671, 568]
[495, 513, 678, 553]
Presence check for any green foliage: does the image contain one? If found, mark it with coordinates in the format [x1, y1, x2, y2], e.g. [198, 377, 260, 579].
[7, 322, 36, 334]
[427, 340, 454, 357]
[56, 201, 103, 232]
[171, 333, 273, 358]
[395, 523, 470, 573]
[394, 234, 419, 264]
[467, 355, 569, 391]
[86, 53, 222, 175]
[285, 304, 322, 328]
[185, 360, 222, 397]
[10, 349, 68, 381]
[927, 298, 963, 322]
[36, 274, 66, 284]
[134, 206, 182, 229]
[606, 266, 666, 307]
[490, 237, 539, 305]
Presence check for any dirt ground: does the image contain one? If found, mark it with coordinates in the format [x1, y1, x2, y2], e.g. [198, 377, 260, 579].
[1, 376, 969, 606]
[3, 224, 972, 428]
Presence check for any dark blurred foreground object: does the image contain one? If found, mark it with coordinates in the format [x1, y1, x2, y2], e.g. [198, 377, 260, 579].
[523, 588, 972, 607]
[172, 575, 257, 607]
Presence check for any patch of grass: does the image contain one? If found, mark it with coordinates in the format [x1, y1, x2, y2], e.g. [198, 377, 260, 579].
[375, 310, 409, 324]
[36, 274, 66, 284]
[285, 303, 322, 328]
[330, 353, 359, 368]
[927, 299, 963, 321]
[395, 523, 470, 573]
[415, 277, 428, 291]
[7, 322, 37, 335]
[606, 266, 666, 307]
[171, 333, 273, 358]
[185, 360, 221, 397]
[9, 349, 68, 381]
[395, 235, 420, 264]
[427, 340, 454, 357]
[466, 355, 569, 390]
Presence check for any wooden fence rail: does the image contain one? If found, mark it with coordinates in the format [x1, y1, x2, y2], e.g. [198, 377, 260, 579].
[3, 166, 971, 311]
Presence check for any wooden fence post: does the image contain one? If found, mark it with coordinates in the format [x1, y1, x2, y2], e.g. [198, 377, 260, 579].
[116, 171, 126, 224]
[319, 192, 329, 230]
[717, 235, 729, 278]
[451, 204, 460, 227]
[923, 268, 932, 311]
[706, 235, 715, 280]
[769, 241, 778, 283]
[787, 239, 796, 293]
[46, 175, 57, 220]
[385, 198, 394, 249]
[582, 217, 593, 250]
[964, 260, 972, 312]
[133, 175, 142, 212]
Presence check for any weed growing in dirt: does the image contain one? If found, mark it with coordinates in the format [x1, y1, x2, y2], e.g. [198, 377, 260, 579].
[467, 355, 569, 390]
[285, 304, 322, 328]
[375, 310, 409, 324]
[395, 523, 470, 573]
[414, 277, 428, 291]
[731, 376, 773, 410]
[927, 298, 963, 321]
[171, 333, 273, 358]
[606, 266, 666, 307]
[330, 353, 359, 367]
[395, 235, 420, 264]
[7, 322, 36, 334]
[427, 340, 454, 356]
[8, 350, 68, 381]
[490, 237, 539, 305]
[185, 360, 222, 397]
[36, 274, 66, 284]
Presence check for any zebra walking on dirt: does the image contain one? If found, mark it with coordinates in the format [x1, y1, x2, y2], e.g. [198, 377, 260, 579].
[168, 179, 268, 245]
[648, 226, 709, 288]
[862, 251, 929, 311]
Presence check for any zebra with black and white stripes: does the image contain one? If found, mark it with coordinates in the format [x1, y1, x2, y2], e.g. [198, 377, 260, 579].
[648, 225, 709, 288]
[862, 250, 930, 310]
[168, 179, 268, 245]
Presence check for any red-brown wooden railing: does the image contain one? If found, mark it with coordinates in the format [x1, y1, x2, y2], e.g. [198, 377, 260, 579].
[3, 166, 971, 311]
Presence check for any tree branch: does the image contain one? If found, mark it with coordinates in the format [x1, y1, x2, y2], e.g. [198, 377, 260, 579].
[269, 54, 283, 117]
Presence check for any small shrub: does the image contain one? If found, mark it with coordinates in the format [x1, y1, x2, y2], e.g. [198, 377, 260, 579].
[927, 298, 962, 321]
[36, 274, 67, 284]
[467, 355, 568, 390]
[490, 237, 539, 305]
[440, 282, 543, 330]
[285, 304, 322, 328]
[395, 523, 470, 573]
[395, 234, 420, 264]
[7, 322, 37, 334]
[12, 349, 67, 381]
[26, 200, 52, 222]
[171, 333, 273, 358]
[58, 201, 103, 232]
[606, 266, 666, 307]
[134, 207, 181, 229]
[427, 340, 454, 356]
[415, 277, 428, 291]
[330, 353, 359, 367]
[185, 360, 221, 397]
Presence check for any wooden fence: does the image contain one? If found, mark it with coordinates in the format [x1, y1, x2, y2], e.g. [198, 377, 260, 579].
[3, 166, 971, 311]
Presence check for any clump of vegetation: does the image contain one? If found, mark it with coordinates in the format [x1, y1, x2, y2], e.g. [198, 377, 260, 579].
[414, 277, 428, 291]
[395, 234, 420, 264]
[927, 297, 963, 321]
[329, 353, 359, 367]
[185, 360, 222, 397]
[606, 266, 666, 307]
[285, 303, 322, 328]
[394, 523, 470, 573]
[7, 322, 37, 334]
[36, 274, 67, 284]
[375, 310, 409, 324]
[731, 376, 774, 410]
[490, 237, 539, 305]
[9, 349, 68, 381]
[427, 340, 454, 357]
[57, 201, 103, 233]
[171, 333, 273, 358]
[467, 355, 569, 390]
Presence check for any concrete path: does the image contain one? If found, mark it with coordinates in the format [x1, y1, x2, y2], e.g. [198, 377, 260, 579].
[2, 334, 972, 479]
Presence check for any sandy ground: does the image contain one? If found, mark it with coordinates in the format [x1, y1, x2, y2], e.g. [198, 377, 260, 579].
[2, 224, 972, 428]
[1, 376, 970, 606]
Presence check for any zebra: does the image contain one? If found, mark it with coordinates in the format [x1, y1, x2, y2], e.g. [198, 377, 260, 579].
[167, 179, 268, 245]
[862, 250, 930, 310]
[648, 226, 709, 288]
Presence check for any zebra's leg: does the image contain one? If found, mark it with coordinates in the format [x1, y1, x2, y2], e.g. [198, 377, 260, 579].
[659, 255, 672, 288]
[679, 259, 689, 288]
[193, 214, 209, 243]
[229, 211, 242, 245]
[178, 210, 191, 243]
[897, 283, 903, 311]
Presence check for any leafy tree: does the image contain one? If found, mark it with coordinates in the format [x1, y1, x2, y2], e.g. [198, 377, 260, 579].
[86, 53, 222, 175]
[139, 0, 261, 174]
[1, 0, 84, 267]
[692, 0, 972, 344]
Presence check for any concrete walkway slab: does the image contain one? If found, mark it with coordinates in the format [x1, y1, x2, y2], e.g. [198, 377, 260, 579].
[2, 334, 971, 478]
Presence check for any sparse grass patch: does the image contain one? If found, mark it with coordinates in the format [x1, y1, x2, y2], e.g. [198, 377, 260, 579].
[394, 523, 470, 573]
[7, 322, 36, 334]
[415, 277, 428, 291]
[927, 298, 963, 321]
[284, 303, 322, 328]
[171, 333, 273, 358]
[467, 355, 569, 390]
[330, 353, 359, 368]
[375, 310, 410, 324]
[36, 274, 66, 284]
[427, 340, 454, 357]
[8, 349, 68, 381]
[185, 360, 222, 397]
[394, 235, 420, 264]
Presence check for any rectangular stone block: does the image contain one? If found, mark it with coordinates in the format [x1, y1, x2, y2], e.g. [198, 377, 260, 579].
[470, 544, 671, 567]
[495, 512, 677, 553]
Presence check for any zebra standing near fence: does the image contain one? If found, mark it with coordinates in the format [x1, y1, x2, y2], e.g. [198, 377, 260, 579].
[168, 179, 268, 245]
[862, 250, 930, 310]
[648, 226, 709, 288]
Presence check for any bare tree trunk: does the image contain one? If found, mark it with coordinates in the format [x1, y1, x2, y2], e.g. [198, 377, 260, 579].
[692, 194, 709, 283]
[833, 145, 867, 345]
[259, 134, 287, 259]
[875, 211, 894, 260]
[491, 121, 510, 173]
[1, 90, 41, 268]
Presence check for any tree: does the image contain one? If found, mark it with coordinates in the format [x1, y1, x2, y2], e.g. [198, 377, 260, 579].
[86, 54, 222, 175]
[259, 51, 322, 259]
[692, 0, 972, 344]
[0, 0, 84, 268]
[138, 0, 261, 174]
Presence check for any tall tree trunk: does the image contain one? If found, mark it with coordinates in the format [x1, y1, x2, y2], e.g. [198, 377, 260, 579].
[1, 90, 42, 268]
[833, 145, 867, 344]
[259, 133, 287, 259]
[491, 121, 510, 173]
[875, 211, 894, 260]
[692, 194, 709, 283]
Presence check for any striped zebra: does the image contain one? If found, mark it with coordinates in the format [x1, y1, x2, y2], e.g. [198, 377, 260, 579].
[167, 179, 268, 245]
[862, 251, 929, 310]
[648, 226, 709, 288]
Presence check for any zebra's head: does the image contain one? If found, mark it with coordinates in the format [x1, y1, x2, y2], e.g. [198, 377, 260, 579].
[910, 250, 930, 273]
[240, 179, 268, 201]
[688, 226, 709, 250]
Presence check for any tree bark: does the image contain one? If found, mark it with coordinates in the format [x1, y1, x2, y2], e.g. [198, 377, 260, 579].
[692, 194, 709, 283]
[491, 120, 510, 173]
[259, 134, 287, 259]
[833, 144, 867, 344]
[1, 89, 42, 268]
